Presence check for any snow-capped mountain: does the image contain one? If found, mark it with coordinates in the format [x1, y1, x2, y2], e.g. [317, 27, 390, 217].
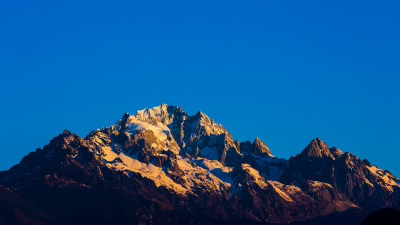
[0, 104, 399, 225]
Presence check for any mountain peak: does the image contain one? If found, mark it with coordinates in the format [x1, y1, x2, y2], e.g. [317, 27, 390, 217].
[135, 104, 168, 117]
[193, 111, 208, 118]
[121, 112, 131, 123]
[253, 137, 273, 156]
[301, 137, 333, 159]
[134, 104, 187, 125]
[122, 112, 130, 118]
[62, 129, 71, 135]
[330, 147, 343, 158]
[240, 137, 273, 157]
[115, 112, 133, 130]
[190, 111, 213, 126]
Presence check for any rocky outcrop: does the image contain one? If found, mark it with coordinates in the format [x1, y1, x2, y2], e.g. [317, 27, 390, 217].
[280, 138, 400, 211]
[300, 137, 334, 159]
[240, 137, 272, 157]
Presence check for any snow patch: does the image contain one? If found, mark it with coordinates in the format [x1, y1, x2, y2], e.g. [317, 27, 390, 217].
[199, 159, 233, 185]
[367, 165, 400, 191]
[174, 157, 231, 192]
[241, 164, 268, 189]
[253, 155, 287, 180]
[267, 181, 295, 202]
[101, 145, 187, 195]
[124, 119, 169, 142]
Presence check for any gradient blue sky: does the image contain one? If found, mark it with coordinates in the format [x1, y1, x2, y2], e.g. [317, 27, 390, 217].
[1, 1, 399, 175]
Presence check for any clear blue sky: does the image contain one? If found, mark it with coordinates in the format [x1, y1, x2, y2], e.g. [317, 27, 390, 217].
[1, 1, 399, 175]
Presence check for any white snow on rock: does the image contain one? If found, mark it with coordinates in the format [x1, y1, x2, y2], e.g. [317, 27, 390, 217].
[124, 119, 169, 142]
[253, 155, 287, 180]
[101, 145, 188, 195]
[241, 164, 268, 189]
[197, 158, 233, 185]
[239, 164, 299, 202]
[172, 157, 231, 193]
[89, 105, 386, 203]
[94, 130, 232, 196]
[135, 104, 178, 125]
[189, 112, 226, 136]
[367, 165, 400, 191]
[267, 181, 295, 202]
[111, 114, 181, 154]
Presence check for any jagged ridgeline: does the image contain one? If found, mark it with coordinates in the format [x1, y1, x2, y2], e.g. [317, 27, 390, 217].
[0, 104, 399, 225]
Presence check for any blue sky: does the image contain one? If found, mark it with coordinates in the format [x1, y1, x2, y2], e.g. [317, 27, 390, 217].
[1, 1, 399, 175]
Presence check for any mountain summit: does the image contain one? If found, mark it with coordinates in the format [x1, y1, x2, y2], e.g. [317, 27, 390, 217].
[300, 137, 334, 159]
[0, 104, 398, 225]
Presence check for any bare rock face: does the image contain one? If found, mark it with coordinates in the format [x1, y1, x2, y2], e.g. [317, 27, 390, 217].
[180, 111, 241, 166]
[240, 137, 272, 157]
[300, 137, 334, 159]
[280, 138, 400, 211]
[231, 164, 324, 224]
[0, 104, 399, 225]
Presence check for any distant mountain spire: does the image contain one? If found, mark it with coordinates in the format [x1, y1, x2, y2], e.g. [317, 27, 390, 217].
[253, 137, 273, 156]
[300, 137, 333, 159]
[240, 137, 273, 157]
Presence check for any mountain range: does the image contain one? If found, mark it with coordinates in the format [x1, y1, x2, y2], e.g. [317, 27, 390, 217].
[1, 104, 399, 225]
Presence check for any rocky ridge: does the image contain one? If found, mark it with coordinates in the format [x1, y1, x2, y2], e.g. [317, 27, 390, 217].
[0, 104, 398, 225]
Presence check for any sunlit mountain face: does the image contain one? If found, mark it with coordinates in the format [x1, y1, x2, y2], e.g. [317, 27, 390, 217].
[0, 104, 399, 225]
